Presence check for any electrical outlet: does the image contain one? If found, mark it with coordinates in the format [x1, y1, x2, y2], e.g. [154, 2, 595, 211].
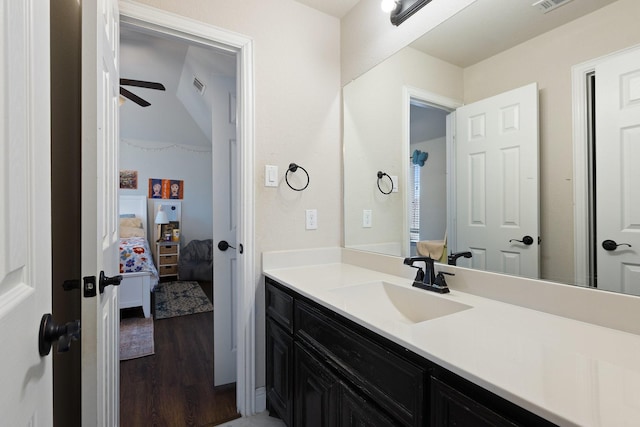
[363, 209, 372, 228]
[306, 209, 318, 230]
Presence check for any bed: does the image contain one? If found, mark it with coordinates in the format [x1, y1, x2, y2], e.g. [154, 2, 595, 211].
[119, 195, 159, 318]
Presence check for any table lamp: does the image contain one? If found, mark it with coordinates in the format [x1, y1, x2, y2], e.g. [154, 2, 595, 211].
[154, 206, 169, 242]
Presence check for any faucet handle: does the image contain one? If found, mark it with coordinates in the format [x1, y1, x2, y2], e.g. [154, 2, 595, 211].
[407, 265, 425, 282]
[434, 271, 454, 289]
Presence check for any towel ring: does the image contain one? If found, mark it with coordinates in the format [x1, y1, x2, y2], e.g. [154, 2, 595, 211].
[377, 171, 393, 195]
[285, 163, 309, 191]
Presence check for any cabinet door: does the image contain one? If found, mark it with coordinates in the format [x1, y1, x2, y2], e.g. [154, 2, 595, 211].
[266, 319, 293, 426]
[339, 384, 398, 427]
[430, 376, 518, 427]
[294, 343, 339, 427]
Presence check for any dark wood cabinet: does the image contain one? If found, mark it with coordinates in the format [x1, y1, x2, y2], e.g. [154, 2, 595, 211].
[430, 376, 517, 427]
[293, 343, 339, 426]
[265, 277, 556, 427]
[266, 319, 293, 426]
[339, 383, 398, 427]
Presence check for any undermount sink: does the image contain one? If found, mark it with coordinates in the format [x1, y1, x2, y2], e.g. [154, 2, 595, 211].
[324, 281, 472, 325]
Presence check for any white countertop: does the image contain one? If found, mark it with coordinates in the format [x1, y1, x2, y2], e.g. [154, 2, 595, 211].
[263, 259, 640, 427]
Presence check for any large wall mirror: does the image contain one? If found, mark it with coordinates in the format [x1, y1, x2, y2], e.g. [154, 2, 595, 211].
[344, 0, 640, 295]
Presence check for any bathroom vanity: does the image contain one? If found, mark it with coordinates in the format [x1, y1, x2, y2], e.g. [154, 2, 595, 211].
[263, 248, 640, 426]
[266, 277, 553, 426]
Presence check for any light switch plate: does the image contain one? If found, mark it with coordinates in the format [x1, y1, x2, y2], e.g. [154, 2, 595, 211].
[391, 175, 399, 192]
[265, 165, 278, 187]
[306, 209, 318, 230]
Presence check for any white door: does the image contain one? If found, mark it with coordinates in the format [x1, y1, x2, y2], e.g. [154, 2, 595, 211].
[596, 48, 640, 295]
[0, 0, 54, 424]
[81, 0, 121, 425]
[212, 76, 238, 386]
[455, 83, 539, 278]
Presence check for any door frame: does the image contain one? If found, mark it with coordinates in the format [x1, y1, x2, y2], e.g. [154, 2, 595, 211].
[119, 1, 257, 415]
[401, 86, 462, 256]
[571, 43, 640, 288]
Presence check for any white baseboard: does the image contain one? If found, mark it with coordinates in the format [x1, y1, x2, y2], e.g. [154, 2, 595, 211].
[255, 386, 266, 413]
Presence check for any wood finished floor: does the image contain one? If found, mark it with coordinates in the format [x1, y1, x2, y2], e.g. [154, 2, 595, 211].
[120, 280, 240, 427]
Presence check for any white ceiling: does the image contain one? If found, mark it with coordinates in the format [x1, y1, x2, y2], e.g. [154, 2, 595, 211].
[409, 0, 619, 67]
[120, 27, 236, 147]
[292, 0, 360, 18]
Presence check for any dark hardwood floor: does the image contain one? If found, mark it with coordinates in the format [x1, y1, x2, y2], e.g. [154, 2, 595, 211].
[120, 280, 239, 426]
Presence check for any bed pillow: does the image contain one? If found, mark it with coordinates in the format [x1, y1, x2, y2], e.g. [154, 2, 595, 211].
[119, 217, 143, 229]
[120, 226, 146, 238]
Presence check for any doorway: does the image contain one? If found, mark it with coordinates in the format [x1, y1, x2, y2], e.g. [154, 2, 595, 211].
[408, 101, 450, 257]
[118, 23, 238, 425]
[119, 1, 256, 418]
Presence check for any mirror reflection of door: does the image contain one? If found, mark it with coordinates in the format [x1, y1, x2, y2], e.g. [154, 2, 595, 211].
[593, 47, 640, 294]
[455, 83, 540, 279]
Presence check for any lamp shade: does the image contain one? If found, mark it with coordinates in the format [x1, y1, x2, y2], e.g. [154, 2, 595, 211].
[154, 207, 169, 225]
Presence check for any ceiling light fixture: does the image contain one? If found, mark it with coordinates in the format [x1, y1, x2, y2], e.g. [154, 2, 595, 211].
[380, 0, 400, 13]
[384, 0, 433, 26]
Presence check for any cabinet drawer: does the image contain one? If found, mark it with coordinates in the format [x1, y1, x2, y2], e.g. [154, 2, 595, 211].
[430, 376, 518, 427]
[159, 245, 178, 254]
[295, 301, 425, 426]
[159, 265, 177, 275]
[266, 279, 294, 333]
[162, 254, 178, 264]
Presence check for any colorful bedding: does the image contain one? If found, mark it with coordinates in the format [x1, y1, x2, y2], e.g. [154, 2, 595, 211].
[119, 237, 159, 281]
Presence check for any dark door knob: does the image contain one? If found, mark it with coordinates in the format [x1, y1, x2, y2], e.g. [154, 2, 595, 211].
[509, 235, 534, 245]
[602, 239, 632, 251]
[39, 314, 80, 356]
[218, 240, 235, 251]
[99, 271, 122, 294]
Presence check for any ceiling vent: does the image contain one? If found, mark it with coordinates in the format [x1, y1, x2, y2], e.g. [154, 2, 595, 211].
[532, 0, 573, 13]
[192, 76, 206, 95]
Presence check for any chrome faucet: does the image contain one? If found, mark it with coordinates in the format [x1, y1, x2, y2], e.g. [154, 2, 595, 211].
[403, 256, 451, 294]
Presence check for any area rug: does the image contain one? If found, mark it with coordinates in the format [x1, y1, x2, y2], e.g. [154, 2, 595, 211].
[154, 280, 213, 320]
[120, 317, 154, 361]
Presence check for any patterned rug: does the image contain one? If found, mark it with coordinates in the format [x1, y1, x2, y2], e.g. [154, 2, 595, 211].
[154, 280, 213, 319]
[120, 317, 154, 360]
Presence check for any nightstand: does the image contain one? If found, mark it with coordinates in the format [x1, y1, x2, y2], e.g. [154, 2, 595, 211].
[156, 241, 180, 279]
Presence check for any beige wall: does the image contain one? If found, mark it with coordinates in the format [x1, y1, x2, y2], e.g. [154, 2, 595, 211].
[344, 47, 462, 253]
[131, 0, 341, 389]
[464, 0, 640, 283]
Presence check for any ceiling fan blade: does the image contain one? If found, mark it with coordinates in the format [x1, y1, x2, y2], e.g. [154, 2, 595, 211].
[120, 87, 151, 107]
[120, 78, 166, 91]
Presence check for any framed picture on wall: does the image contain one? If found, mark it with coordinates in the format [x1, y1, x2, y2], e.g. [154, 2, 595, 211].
[119, 170, 138, 189]
[149, 178, 184, 199]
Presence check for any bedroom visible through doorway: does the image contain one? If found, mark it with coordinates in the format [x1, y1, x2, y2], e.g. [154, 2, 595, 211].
[118, 20, 240, 425]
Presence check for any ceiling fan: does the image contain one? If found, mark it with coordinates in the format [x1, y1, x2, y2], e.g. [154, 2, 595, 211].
[119, 78, 166, 107]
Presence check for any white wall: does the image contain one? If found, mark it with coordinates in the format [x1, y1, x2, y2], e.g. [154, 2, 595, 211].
[129, 0, 342, 389]
[119, 140, 213, 246]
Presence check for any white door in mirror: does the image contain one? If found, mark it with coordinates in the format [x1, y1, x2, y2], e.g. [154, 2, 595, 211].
[596, 48, 640, 295]
[455, 83, 539, 278]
